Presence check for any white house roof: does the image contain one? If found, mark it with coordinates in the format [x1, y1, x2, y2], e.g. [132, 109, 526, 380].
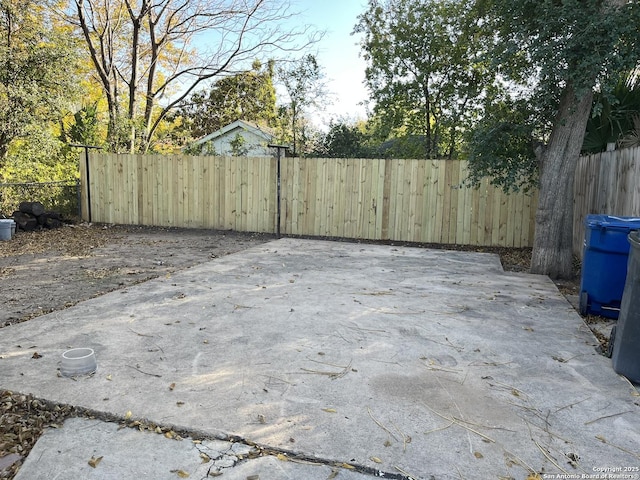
[192, 119, 273, 145]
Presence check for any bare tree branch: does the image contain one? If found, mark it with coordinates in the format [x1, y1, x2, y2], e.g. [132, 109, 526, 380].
[66, 0, 321, 152]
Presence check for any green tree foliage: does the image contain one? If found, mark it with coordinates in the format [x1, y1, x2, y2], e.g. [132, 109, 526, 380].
[0, 0, 80, 173]
[315, 121, 375, 158]
[229, 134, 248, 157]
[60, 103, 102, 147]
[3, 127, 79, 182]
[181, 60, 277, 140]
[467, 0, 640, 278]
[465, 98, 543, 192]
[354, 0, 490, 159]
[582, 73, 640, 153]
[277, 54, 328, 156]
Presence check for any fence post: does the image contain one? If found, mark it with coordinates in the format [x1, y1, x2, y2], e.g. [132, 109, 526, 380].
[70, 144, 102, 223]
[268, 144, 289, 238]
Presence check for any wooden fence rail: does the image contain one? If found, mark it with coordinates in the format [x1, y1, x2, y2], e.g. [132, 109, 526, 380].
[79, 153, 538, 248]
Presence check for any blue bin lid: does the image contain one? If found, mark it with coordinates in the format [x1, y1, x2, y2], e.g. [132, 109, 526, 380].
[585, 214, 640, 230]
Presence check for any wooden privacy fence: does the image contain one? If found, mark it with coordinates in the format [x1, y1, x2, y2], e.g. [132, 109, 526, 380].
[79, 153, 538, 247]
[573, 146, 640, 257]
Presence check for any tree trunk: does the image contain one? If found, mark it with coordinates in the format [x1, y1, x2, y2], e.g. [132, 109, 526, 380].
[530, 84, 594, 279]
[19, 201, 45, 217]
[12, 211, 38, 231]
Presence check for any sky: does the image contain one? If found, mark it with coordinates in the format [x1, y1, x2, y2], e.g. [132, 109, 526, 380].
[289, 0, 370, 124]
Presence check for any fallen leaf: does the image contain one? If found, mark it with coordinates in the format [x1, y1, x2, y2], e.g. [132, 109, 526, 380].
[106, 374, 112, 381]
[370, 456, 382, 463]
[88, 456, 103, 468]
[322, 408, 337, 413]
[474, 451, 484, 459]
[169, 383, 176, 391]
[200, 452, 210, 463]
[341, 463, 355, 469]
[125, 410, 132, 419]
[276, 453, 288, 462]
[172, 469, 189, 478]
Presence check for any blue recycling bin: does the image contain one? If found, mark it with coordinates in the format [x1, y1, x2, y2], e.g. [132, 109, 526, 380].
[579, 214, 640, 319]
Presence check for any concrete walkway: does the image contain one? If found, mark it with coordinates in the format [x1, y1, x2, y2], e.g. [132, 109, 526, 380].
[1, 239, 638, 479]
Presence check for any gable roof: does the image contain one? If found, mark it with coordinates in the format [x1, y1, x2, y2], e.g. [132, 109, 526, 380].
[192, 119, 273, 145]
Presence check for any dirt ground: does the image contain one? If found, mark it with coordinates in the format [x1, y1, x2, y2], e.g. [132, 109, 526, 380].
[0, 223, 595, 479]
[0, 225, 274, 328]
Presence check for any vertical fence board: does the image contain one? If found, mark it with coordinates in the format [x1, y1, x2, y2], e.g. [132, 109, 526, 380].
[461, 163, 473, 245]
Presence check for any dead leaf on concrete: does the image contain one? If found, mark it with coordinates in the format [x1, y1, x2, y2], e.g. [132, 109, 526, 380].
[170, 469, 190, 478]
[88, 455, 103, 468]
[370, 456, 382, 463]
[322, 408, 337, 413]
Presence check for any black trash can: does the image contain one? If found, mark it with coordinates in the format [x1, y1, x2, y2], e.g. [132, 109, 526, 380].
[611, 230, 640, 383]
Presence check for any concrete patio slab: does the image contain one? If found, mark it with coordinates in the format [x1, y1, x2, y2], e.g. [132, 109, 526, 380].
[1, 238, 639, 479]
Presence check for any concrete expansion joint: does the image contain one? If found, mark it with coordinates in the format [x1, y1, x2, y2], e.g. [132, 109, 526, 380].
[195, 436, 417, 479]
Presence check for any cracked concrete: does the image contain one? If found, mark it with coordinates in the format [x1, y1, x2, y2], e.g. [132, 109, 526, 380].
[2, 238, 639, 479]
[16, 417, 374, 480]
